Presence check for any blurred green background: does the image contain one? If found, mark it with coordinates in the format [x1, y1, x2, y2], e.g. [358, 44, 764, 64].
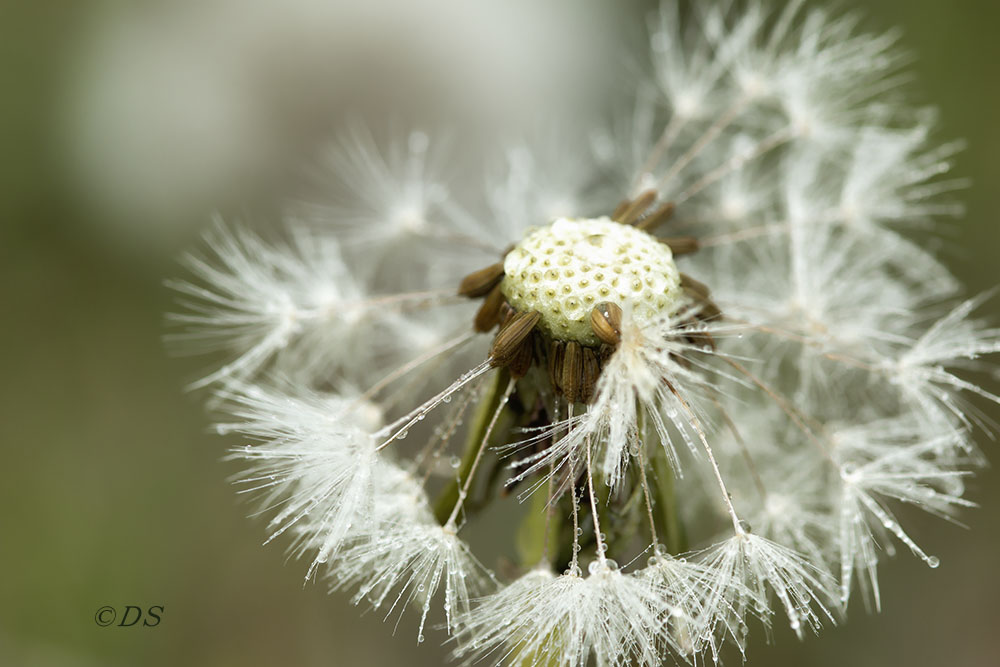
[2, 1, 998, 666]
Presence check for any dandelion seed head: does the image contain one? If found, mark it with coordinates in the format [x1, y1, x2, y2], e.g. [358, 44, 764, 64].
[170, 0, 995, 664]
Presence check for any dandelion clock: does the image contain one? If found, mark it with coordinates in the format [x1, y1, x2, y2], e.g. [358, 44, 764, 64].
[170, 2, 997, 664]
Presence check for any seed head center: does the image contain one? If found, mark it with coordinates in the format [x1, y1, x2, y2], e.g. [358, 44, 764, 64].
[501, 217, 682, 345]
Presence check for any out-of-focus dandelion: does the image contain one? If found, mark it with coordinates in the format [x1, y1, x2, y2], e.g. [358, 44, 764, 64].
[170, 1, 996, 664]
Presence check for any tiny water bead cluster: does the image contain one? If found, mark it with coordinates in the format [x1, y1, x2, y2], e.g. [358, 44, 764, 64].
[170, 2, 998, 665]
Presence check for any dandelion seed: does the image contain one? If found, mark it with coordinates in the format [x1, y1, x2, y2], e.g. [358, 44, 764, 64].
[695, 532, 836, 651]
[221, 386, 379, 578]
[454, 565, 672, 667]
[332, 520, 491, 637]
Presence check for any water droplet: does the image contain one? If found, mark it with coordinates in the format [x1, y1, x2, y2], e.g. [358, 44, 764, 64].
[449, 456, 461, 469]
[738, 520, 753, 534]
[927, 556, 940, 569]
[587, 560, 603, 575]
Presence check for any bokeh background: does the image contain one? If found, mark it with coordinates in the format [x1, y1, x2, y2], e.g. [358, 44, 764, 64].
[2, 1, 998, 665]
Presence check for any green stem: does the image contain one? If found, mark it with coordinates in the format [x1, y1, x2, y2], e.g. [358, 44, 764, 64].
[639, 406, 687, 555]
[649, 446, 687, 554]
[433, 368, 508, 525]
[515, 481, 560, 569]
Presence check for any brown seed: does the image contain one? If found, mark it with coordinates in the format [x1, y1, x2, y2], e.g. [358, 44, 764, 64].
[699, 300, 722, 322]
[680, 272, 712, 300]
[490, 311, 541, 368]
[561, 341, 584, 403]
[458, 262, 505, 298]
[473, 285, 506, 332]
[636, 201, 676, 232]
[547, 339, 565, 394]
[615, 189, 658, 225]
[507, 333, 536, 379]
[661, 236, 700, 256]
[610, 199, 630, 221]
[580, 346, 600, 403]
[590, 302, 623, 346]
[680, 273, 722, 321]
